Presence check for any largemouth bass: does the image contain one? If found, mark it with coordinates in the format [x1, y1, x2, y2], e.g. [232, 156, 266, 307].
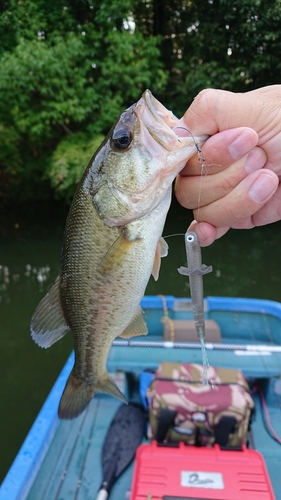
[31, 90, 207, 419]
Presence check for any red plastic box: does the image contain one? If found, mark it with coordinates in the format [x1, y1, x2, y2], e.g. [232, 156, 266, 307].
[130, 442, 275, 499]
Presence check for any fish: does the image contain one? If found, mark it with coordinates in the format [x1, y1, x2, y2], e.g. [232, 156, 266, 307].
[30, 90, 207, 419]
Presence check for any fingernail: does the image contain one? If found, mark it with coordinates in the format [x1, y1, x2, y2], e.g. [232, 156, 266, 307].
[229, 130, 256, 159]
[174, 118, 190, 137]
[190, 222, 208, 245]
[245, 149, 266, 174]
[196, 227, 209, 245]
[249, 174, 278, 203]
[188, 220, 198, 230]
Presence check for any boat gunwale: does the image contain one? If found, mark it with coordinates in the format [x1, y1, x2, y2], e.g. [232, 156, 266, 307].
[0, 354, 74, 500]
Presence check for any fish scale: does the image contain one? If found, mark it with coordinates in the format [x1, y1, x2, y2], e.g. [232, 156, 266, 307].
[31, 89, 207, 419]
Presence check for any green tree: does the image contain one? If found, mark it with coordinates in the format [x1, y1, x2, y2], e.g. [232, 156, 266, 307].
[134, 0, 281, 116]
[0, 0, 280, 201]
[0, 0, 167, 199]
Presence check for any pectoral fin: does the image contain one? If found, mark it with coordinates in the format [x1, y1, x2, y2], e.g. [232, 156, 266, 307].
[30, 277, 70, 348]
[151, 237, 169, 281]
[119, 307, 148, 338]
[99, 231, 135, 275]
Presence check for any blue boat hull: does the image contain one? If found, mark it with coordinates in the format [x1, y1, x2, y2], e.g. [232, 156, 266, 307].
[1, 296, 281, 499]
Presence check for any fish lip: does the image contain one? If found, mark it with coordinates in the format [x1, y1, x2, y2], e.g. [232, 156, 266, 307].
[142, 89, 179, 129]
[138, 89, 207, 153]
[139, 90, 180, 151]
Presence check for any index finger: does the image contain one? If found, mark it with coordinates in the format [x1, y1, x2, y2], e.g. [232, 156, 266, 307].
[182, 88, 259, 136]
[178, 127, 259, 176]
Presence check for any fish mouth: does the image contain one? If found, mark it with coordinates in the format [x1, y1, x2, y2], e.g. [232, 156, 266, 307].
[137, 89, 192, 151]
[102, 90, 208, 226]
[142, 89, 179, 131]
[134, 89, 207, 181]
[107, 90, 207, 223]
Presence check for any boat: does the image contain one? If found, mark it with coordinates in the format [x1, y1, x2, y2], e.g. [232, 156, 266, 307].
[1, 295, 281, 500]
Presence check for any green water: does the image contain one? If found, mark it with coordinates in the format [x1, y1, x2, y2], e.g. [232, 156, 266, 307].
[1, 196, 281, 483]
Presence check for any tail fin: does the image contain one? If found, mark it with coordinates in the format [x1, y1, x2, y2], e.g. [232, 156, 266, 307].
[98, 376, 127, 404]
[58, 371, 93, 420]
[58, 370, 127, 420]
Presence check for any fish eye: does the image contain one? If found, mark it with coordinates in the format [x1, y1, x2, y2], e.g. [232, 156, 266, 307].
[111, 129, 132, 151]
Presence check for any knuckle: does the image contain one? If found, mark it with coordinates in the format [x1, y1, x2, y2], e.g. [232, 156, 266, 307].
[219, 174, 240, 195]
[174, 179, 195, 209]
[227, 204, 246, 223]
[194, 88, 221, 112]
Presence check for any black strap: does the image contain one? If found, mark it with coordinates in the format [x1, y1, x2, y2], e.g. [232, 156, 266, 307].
[214, 415, 237, 447]
[157, 410, 239, 448]
[156, 408, 177, 442]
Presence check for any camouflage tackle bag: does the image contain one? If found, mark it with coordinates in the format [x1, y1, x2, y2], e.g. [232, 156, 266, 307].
[146, 362, 254, 449]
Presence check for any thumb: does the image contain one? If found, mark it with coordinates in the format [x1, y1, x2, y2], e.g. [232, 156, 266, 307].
[180, 88, 261, 136]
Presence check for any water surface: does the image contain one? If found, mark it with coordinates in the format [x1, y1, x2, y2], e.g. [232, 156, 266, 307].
[1, 196, 281, 482]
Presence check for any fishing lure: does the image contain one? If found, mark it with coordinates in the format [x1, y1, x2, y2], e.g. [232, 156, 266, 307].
[178, 230, 212, 340]
[178, 230, 213, 384]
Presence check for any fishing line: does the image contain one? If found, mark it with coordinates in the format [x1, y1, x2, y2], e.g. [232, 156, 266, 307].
[163, 233, 185, 239]
[175, 125, 213, 385]
[174, 126, 207, 222]
[196, 150, 207, 223]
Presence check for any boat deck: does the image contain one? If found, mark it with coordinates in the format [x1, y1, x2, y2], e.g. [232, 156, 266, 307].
[26, 396, 129, 500]
[25, 390, 281, 500]
[2, 296, 281, 500]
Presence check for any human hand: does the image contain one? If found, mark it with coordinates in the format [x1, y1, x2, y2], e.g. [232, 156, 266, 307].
[174, 85, 281, 246]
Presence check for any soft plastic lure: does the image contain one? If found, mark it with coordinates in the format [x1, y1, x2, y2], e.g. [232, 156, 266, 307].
[178, 230, 213, 384]
[178, 230, 212, 340]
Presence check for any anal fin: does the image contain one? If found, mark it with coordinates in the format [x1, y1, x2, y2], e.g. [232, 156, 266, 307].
[98, 376, 127, 403]
[119, 307, 148, 338]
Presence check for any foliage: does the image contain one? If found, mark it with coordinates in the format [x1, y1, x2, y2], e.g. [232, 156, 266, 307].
[0, 0, 280, 200]
[48, 132, 104, 203]
[133, 0, 281, 116]
[0, 0, 167, 199]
